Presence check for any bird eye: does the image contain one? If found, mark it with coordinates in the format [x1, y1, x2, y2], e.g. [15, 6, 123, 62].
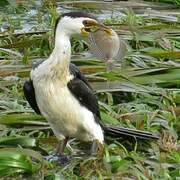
[83, 20, 89, 26]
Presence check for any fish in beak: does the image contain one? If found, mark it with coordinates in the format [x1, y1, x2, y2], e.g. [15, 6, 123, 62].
[81, 20, 113, 36]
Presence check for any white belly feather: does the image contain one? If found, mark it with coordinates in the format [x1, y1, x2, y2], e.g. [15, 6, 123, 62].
[32, 77, 104, 143]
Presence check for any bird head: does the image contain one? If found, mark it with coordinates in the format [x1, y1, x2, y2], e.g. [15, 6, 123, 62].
[54, 12, 112, 37]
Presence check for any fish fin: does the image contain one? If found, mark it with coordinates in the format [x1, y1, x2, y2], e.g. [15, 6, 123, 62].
[88, 33, 106, 60]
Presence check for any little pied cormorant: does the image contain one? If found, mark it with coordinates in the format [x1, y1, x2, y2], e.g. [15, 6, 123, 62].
[23, 12, 159, 156]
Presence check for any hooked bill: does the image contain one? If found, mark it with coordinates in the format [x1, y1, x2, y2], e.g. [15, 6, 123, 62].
[88, 26, 127, 70]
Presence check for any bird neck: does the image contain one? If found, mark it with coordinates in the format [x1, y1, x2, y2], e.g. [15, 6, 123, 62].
[48, 32, 71, 80]
[54, 31, 71, 56]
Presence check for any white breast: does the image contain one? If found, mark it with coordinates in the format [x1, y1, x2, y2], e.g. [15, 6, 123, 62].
[32, 72, 104, 144]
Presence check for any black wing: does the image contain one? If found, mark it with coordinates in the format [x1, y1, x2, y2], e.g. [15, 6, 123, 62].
[67, 65, 159, 140]
[23, 79, 41, 114]
[67, 78, 100, 122]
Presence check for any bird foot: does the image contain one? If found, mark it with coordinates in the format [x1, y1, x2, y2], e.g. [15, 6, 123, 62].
[90, 140, 104, 157]
[106, 60, 115, 71]
[44, 153, 71, 166]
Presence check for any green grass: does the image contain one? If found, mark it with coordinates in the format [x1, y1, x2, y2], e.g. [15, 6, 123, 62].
[0, 0, 179, 179]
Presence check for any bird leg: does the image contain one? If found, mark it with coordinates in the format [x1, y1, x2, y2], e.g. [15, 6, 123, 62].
[90, 140, 104, 157]
[106, 59, 115, 71]
[56, 137, 69, 155]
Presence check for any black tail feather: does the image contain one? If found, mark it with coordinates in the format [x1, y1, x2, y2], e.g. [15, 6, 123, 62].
[102, 124, 160, 140]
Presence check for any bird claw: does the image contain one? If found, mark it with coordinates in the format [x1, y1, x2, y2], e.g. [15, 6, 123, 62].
[44, 154, 71, 166]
